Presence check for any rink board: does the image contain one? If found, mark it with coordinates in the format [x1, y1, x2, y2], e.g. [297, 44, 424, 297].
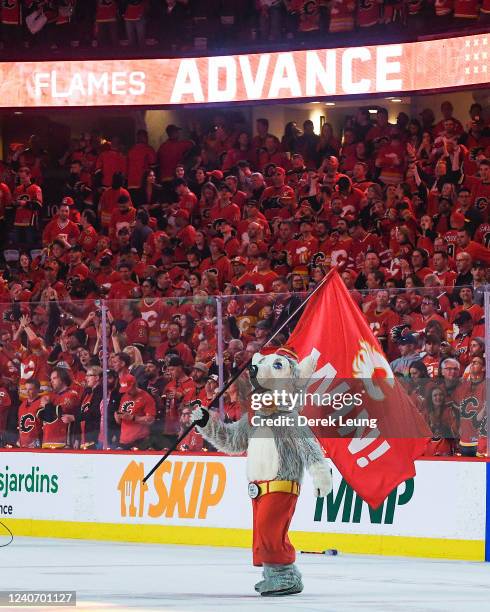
[0, 451, 486, 561]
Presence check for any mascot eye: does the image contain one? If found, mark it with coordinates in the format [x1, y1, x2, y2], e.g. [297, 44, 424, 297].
[273, 360, 283, 370]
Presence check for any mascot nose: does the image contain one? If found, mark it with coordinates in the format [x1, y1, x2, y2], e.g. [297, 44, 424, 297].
[248, 364, 258, 379]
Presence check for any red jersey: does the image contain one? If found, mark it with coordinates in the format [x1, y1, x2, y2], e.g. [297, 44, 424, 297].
[96, 149, 126, 186]
[456, 240, 490, 266]
[127, 142, 156, 188]
[474, 222, 490, 248]
[457, 379, 485, 447]
[78, 226, 99, 253]
[470, 179, 490, 216]
[19, 349, 50, 400]
[42, 218, 80, 246]
[118, 389, 156, 445]
[0, 182, 12, 221]
[0, 387, 11, 435]
[209, 202, 241, 225]
[199, 255, 232, 289]
[96, 0, 118, 22]
[422, 355, 440, 378]
[357, 0, 379, 26]
[1, 0, 21, 24]
[124, 0, 147, 20]
[109, 207, 137, 240]
[14, 183, 43, 227]
[41, 388, 79, 448]
[18, 397, 43, 447]
[236, 270, 279, 293]
[157, 139, 193, 181]
[99, 187, 131, 229]
[364, 306, 398, 342]
[139, 298, 171, 347]
[125, 317, 149, 348]
[260, 185, 296, 221]
[454, 0, 478, 17]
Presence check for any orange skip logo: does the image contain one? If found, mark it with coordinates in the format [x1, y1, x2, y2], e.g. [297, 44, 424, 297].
[118, 460, 226, 519]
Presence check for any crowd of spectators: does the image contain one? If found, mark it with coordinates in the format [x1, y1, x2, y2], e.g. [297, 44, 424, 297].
[0, 0, 489, 57]
[0, 95, 489, 457]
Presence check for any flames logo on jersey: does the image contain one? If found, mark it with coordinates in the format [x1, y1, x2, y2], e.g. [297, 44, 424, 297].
[352, 340, 395, 401]
[120, 400, 135, 414]
[20, 412, 35, 433]
[475, 197, 489, 212]
[460, 396, 479, 425]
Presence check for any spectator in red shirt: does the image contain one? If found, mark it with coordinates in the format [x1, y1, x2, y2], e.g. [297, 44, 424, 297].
[13, 166, 43, 247]
[17, 379, 43, 448]
[42, 202, 80, 247]
[157, 124, 194, 183]
[95, 141, 126, 188]
[115, 373, 155, 450]
[127, 129, 156, 192]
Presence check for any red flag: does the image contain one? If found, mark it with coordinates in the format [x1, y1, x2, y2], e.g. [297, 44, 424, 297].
[286, 269, 430, 509]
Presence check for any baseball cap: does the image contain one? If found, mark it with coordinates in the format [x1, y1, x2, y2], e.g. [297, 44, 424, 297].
[61, 196, 74, 206]
[207, 170, 224, 181]
[56, 361, 72, 370]
[232, 256, 247, 266]
[273, 166, 286, 176]
[397, 333, 418, 346]
[207, 374, 219, 383]
[168, 356, 184, 368]
[119, 374, 136, 391]
[192, 362, 209, 374]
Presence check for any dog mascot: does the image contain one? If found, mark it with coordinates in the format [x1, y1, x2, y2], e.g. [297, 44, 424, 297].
[191, 347, 332, 597]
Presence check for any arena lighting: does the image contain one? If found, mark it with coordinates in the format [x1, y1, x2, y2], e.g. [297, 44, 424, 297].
[325, 102, 335, 106]
[391, 98, 402, 102]
[0, 32, 487, 108]
[368, 109, 378, 113]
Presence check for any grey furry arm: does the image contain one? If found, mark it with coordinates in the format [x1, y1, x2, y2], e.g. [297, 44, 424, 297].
[197, 413, 250, 455]
[296, 426, 327, 468]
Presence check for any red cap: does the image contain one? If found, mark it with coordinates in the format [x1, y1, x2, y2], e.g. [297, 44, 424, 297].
[62, 196, 74, 206]
[207, 170, 224, 181]
[232, 256, 247, 266]
[274, 166, 286, 176]
[119, 374, 136, 392]
[30, 337, 43, 349]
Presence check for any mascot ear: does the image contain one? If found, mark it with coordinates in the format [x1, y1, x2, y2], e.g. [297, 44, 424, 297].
[295, 353, 318, 384]
[251, 353, 263, 367]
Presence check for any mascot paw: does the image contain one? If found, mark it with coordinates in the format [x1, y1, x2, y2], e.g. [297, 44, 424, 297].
[190, 404, 210, 427]
[309, 462, 333, 498]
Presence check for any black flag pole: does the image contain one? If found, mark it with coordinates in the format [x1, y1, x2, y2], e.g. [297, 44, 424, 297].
[142, 269, 333, 484]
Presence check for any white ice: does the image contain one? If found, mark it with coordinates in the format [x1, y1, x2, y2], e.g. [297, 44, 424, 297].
[0, 537, 489, 611]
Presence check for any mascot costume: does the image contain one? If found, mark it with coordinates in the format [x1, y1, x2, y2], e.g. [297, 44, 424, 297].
[191, 347, 332, 597]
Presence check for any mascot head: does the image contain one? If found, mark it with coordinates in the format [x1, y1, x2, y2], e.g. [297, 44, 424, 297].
[249, 346, 318, 414]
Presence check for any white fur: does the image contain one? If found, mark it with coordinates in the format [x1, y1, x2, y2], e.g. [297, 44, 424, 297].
[246, 428, 279, 481]
[308, 461, 333, 497]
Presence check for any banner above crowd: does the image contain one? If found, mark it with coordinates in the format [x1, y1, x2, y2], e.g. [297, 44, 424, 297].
[0, 33, 488, 108]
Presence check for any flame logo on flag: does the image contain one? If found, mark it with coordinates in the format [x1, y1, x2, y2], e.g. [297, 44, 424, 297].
[352, 340, 394, 401]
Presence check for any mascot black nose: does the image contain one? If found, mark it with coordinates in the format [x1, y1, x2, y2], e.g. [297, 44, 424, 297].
[248, 364, 258, 379]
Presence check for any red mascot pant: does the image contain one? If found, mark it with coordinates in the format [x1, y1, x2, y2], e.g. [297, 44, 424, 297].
[252, 491, 298, 566]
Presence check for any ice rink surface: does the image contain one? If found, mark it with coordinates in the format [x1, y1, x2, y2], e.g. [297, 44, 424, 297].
[1, 537, 490, 612]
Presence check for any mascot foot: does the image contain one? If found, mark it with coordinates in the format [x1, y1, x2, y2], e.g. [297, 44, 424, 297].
[259, 564, 303, 597]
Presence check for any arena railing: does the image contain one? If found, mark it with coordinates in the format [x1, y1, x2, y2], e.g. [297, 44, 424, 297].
[0, 284, 487, 455]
